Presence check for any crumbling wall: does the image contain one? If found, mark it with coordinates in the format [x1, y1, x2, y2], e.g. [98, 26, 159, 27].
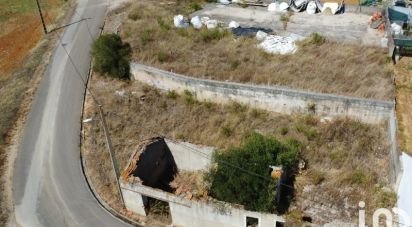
[128, 138, 178, 191]
[121, 138, 284, 226]
[131, 62, 394, 124]
[120, 182, 285, 227]
[165, 139, 213, 172]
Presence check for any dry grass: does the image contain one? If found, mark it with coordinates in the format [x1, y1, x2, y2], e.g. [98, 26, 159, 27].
[394, 58, 412, 153]
[118, 0, 394, 100]
[83, 75, 394, 224]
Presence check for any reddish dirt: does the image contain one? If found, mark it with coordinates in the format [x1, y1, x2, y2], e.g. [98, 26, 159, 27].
[0, 0, 61, 79]
[0, 14, 43, 78]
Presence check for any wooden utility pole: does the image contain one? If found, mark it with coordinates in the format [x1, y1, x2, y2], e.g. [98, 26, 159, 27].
[35, 0, 48, 34]
[98, 105, 125, 207]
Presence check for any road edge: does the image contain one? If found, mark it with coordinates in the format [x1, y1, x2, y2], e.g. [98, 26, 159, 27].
[78, 19, 142, 227]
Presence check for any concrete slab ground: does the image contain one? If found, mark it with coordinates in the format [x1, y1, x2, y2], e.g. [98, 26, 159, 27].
[193, 4, 384, 46]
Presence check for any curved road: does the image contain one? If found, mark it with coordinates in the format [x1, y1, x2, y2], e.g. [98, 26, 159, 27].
[13, 0, 129, 226]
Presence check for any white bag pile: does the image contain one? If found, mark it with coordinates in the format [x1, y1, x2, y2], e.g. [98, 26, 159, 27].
[174, 15, 189, 28]
[268, 2, 289, 12]
[258, 35, 298, 55]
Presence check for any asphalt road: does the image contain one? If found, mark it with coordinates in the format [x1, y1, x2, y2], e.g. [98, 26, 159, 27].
[12, 0, 129, 226]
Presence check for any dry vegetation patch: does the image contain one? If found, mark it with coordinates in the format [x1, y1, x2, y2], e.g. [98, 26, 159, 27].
[117, 0, 394, 100]
[394, 58, 412, 153]
[83, 75, 395, 224]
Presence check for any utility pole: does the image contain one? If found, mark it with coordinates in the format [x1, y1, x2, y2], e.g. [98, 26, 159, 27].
[35, 0, 48, 34]
[98, 104, 125, 207]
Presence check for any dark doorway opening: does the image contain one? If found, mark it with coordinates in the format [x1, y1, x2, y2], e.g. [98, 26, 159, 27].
[145, 197, 172, 225]
[246, 216, 259, 227]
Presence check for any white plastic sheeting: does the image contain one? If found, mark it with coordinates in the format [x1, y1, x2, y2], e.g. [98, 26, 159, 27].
[228, 21, 240, 28]
[391, 23, 402, 35]
[256, 31, 268, 41]
[398, 153, 412, 227]
[258, 35, 298, 55]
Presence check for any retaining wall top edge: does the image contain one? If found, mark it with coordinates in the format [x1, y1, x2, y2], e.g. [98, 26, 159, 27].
[131, 62, 394, 108]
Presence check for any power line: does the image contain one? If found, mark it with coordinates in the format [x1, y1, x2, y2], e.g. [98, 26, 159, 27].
[35, 0, 48, 34]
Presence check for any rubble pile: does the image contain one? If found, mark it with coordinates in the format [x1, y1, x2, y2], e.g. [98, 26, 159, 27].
[170, 171, 209, 201]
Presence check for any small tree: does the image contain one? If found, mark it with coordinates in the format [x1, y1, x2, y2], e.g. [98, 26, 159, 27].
[92, 34, 131, 79]
[206, 133, 300, 213]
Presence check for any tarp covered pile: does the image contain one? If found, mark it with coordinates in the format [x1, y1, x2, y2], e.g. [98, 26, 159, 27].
[268, 0, 345, 15]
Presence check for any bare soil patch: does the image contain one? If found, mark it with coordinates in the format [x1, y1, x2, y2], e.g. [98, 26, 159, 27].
[83, 74, 395, 225]
[117, 0, 394, 100]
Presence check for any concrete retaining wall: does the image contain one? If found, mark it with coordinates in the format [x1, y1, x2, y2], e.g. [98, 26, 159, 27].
[388, 110, 402, 190]
[131, 62, 394, 124]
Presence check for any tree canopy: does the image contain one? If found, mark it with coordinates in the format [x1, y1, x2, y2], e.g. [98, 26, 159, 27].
[206, 133, 300, 213]
[92, 34, 131, 79]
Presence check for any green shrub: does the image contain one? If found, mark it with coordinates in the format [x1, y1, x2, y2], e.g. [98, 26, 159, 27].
[166, 90, 179, 99]
[230, 59, 240, 70]
[140, 29, 153, 46]
[280, 127, 289, 135]
[157, 51, 170, 63]
[342, 170, 376, 186]
[189, 2, 202, 11]
[199, 28, 229, 43]
[301, 33, 326, 46]
[157, 17, 171, 31]
[309, 33, 326, 45]
[206, 133, 300, 213]
[128, 10, 141, 20]
[220, 126, 233, 137]
[91, 34, 131, 79]
[183, 89, 196, 104]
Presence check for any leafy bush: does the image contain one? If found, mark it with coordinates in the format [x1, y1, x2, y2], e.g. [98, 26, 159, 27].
[206, 133, 300, 213]
[92, 34, 131, 79]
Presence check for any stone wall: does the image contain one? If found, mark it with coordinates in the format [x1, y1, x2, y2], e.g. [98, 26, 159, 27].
[131, 62, 394, 124]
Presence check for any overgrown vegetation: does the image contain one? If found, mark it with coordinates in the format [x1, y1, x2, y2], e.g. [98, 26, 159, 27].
[206, 133, 299, 213]
[92, 34, 131, 79]
[300, 33, 326, 46]
[83, 76, 394, 224]
[121, 0, 394, 100]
